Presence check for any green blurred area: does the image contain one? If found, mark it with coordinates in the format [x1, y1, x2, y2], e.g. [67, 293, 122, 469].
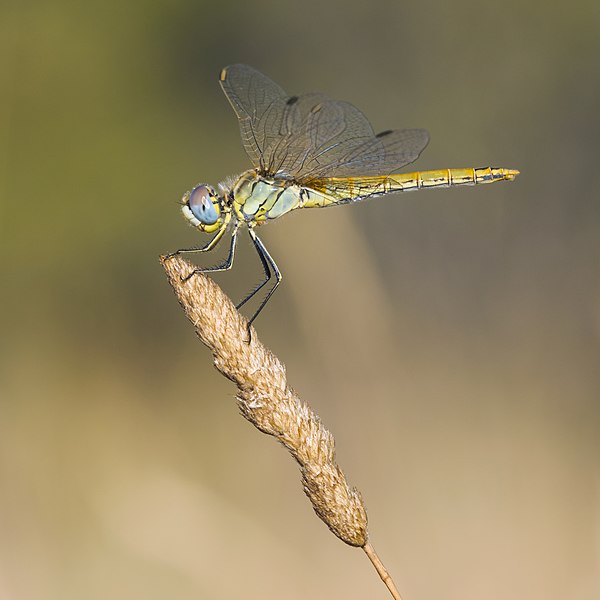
[1, 1, 599, 599]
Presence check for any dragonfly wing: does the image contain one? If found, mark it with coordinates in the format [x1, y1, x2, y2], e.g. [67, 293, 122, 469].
[263, 94, 374, 177]
[302, 127, 430, 179]
[219, 64, 288, 172]
[220, 65, 363, 176]
[220, 64, 429, 179]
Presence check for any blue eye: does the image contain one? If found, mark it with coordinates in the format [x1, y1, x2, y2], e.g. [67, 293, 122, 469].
[188, 185, 218, 224]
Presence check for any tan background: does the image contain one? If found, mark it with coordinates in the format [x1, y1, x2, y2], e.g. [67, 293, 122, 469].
[1, 1, 599, 599]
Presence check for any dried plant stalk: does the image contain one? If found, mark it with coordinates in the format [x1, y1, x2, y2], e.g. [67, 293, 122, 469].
[161, 254, 403, 599]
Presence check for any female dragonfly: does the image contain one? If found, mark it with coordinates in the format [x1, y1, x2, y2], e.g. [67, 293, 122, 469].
[171, 64, 519, 327]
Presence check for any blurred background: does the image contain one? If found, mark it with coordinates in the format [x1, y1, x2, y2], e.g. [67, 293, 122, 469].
[1, 0, 599, 599]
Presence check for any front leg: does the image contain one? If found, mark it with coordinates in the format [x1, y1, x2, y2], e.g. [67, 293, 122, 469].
[164, 222, 229, 259]
[182, 223, 240, 282]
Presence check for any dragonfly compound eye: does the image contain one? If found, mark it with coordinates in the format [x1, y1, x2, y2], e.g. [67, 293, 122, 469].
[187, 184, 219, 225]
[182, 184, 224, 232]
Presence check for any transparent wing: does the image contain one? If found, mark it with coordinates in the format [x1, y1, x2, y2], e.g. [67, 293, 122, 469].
[295, 125, 430, 179]
[219, 64, 288, 173]
[219, 64, 429, 179]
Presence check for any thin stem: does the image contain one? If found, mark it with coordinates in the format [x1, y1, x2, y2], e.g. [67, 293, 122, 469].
[363, 542, 403, 600]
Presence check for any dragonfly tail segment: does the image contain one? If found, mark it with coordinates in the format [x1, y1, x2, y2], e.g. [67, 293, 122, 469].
[392, 166, 519, 191]
[388, 166, 519, 192]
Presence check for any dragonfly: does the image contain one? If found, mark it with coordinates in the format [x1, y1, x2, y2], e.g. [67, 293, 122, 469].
[171, 64, 519, 328]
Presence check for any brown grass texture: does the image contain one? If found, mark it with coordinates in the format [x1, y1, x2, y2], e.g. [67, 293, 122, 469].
[161, 254, 402, 599]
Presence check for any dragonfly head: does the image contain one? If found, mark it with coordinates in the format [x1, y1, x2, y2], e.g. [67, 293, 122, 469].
[181, 184, 226, 233]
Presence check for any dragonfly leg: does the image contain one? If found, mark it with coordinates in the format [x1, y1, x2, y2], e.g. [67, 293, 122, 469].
[237, 229, 282, 332]
[182, 223, 240, 282]
[236, 235, 271, 311]
[165, 222, 228, 259]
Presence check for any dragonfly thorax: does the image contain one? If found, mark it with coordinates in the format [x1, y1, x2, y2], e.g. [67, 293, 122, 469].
[231, 169, 303, 225]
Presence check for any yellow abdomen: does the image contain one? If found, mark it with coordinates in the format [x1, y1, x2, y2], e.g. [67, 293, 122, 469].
[303, 167, 520, 207]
